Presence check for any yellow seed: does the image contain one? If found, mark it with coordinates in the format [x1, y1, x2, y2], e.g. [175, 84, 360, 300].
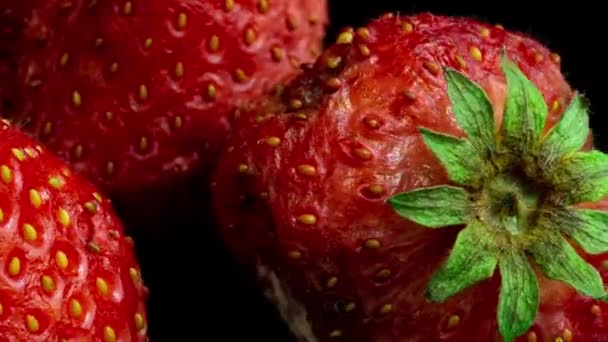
[104, 326, 116, 342]
[225, 0, 234, 11]
[174, 116, 183, 129]
[469, 46, 483, 62]
[110, 62, 118, 73]
[550, 53, 561, 64]
[336, 31, 354, 45]
[12, 148, 25, 161]
[455, 55, 467, 69]
[138, 84, 148, 100]
[69, 299, 83, 318]
[24, 147, 37, 158]
[380, 303, 393, 314]
[364, 238, 381, 249]
[326, 276, 338, 288]
[376, 268, 391, 279]
[344, 302, 356, 312]
[401, 21, 413, 33]
[0, 303, 3, 315]
[49, 176, 64, 189]
[290, 99, 303, 109]
[297, 164, 316, 176]
[106, 161, 115, 175]
[55, 251, 69, 270]
[287, 250, 302, 259]
[0, 208, 4, 222]
[23, 224, 37, 242]
[286, 14, 297, 30]
[94, 37, 104, 48]
[447, 314, 460, 329]
[93, 192, 103, 202]
[591, 304, 602, 317]
[329, 330, 342, 338]
[41, 275, 55, 292]
[552, 100, 561, 112]
[1, 165, 12, 183]
[138, 137, 148, 151]
[356, 27, 370, 39]
[174, 62, 184, 78]
[265, 137, 281, 147]
[60, 53, 70, 66]
[29, 189, 42, 208]
[134, 313, 146, 331]
[73, 144, 83, 159]
[423, 61, 441, 75]
[234, 68, 248, 82]
[208, 35, 220, 52]
[207, 84, 217, 99]
[25, 315, 39, 332]
[327, 56, 342, 69]
[555, 338, 563, 342]
[271, 47, 284, 61]
[96, 277, 109, 296]
[57, 208, 70, 227]
[534, 52, 543, 63]
[129, 267, 140, 285]
[562, 328, 572, 342]
[354, 147, 372, 160]
[237, 164, 249, 173]
[72, 90, 82, 107]
[244, 28, 256, 45]
[87, 242, 101, 254]
[177, 13, 187, 29]
[479, 27, 490, 38]
[123, 1, 132, 15]
[8, 257, 21, 276]
[258, 0, 269, 13]
[297, 214, 317, 225]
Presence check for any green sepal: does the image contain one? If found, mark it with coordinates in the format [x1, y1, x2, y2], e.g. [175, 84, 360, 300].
[419, 128, 485, 186]
[543, 208, 608, 254]
[529, 230, 606, 299]
[426, 220, 498, 302]
[497, 251, 539, 342]
[500, 54, 548, 154]
[388, 185, 471, 228]
[540, 94, 590, 161]
[444, 67, 497, 158]
[551, 150, 608, 203]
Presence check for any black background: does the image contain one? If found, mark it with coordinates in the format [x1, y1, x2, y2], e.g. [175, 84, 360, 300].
[141, 1, 607, 341]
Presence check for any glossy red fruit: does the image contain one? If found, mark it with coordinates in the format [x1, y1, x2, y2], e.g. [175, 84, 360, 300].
[0, 120, 147, 340]
[9, 0, 328, 231]
[212, 13, 608, 342]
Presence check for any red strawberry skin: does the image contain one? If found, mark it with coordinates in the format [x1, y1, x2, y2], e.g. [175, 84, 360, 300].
[0, 120, 148, 340]
[212, 13, 607, 341]
[9, 0, 328, 230]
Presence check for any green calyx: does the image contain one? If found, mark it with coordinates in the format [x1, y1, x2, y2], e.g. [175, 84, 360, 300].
[388, 52, 608, 342]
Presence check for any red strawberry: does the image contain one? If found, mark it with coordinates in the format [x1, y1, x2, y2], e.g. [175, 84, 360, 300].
[211, 13, 608, 342]
[9, 0, 328, 231]
[0, 119, 147, 340]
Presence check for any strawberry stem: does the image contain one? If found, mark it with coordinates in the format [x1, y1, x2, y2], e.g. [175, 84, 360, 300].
[388, 52, 608, 342]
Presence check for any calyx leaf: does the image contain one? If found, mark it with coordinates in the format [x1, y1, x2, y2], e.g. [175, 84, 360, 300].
[388, 185, 471, 228]
[388, 52, 608, 342]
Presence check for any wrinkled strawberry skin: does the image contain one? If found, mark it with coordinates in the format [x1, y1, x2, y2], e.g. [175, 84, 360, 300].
[0, 120, 147, 340]
[9, 0, 328, 231]
[212, 13, 608, 341]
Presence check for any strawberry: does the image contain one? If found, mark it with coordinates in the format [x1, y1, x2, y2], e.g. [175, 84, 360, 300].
[0, 119, 148, 340]
[211, 13, 608, 342]
[9, 0, 328, 231]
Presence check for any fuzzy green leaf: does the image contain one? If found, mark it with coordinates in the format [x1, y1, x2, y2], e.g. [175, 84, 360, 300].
[542, 208, 608, 255]
[444, 68, 496, 158]
[497, 251, 539, 342]
[426, 220, 498, 302]
[388, 186, 471, 228]
[540, 94, 590, 161]
[419, 128, 485, 186]
[529, 230, 605, 299]
[500, 55, 548, 153]
[552, 150, 608, 203]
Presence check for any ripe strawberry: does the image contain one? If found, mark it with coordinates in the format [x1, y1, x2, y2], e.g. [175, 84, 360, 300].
[0, 119, 148, 340]
[211, 13, 608, 342]
[9, 0, 328, 231]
